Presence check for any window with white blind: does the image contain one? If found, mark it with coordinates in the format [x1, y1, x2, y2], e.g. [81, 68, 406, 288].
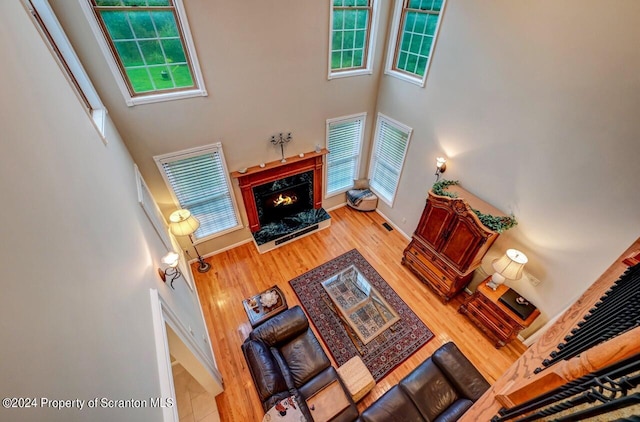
[154, 143, 241, 241]
[368, 113, 412, 206]
[325, 113, 366, 197]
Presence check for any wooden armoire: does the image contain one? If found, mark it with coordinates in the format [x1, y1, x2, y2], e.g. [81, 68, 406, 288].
[402, 184, 507, 301]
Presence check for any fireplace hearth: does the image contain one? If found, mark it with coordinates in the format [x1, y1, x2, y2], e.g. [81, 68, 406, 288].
[231, 149, 331, 253]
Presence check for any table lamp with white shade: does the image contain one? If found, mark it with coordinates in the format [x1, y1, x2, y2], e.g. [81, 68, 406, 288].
[168, 208, 211, 273]
[487, 249, 528, 290]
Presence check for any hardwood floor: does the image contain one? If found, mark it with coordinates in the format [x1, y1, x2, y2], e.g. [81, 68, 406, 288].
[193, 206, 527, 422]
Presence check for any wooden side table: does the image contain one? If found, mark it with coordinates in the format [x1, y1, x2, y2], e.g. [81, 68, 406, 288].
[459, 278, 540, 348]
[242, 285, 288, 328]
[336, 356, 375, 402]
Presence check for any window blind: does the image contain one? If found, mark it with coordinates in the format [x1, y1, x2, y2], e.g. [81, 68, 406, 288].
[326, 114, 365, 196]
[369, 115, 411, 205]
[158, 145, 240, 240]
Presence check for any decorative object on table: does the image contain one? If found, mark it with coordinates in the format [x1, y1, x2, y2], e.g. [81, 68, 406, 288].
[242, 285, 288, 328]
[260, 289, 278, 307]
[262, 396, 305, 422]
[168, 209, 211, 273]
[315, 144, 322, 153]
[434, 156, 447, 181]
[157, 251, 181, 289]
[487, 248, 528, 290]
[403, 181, 515, 302]
[289, 249, 433, 381]
[459, 280, 540, 348]
[270, 132, 292, 163]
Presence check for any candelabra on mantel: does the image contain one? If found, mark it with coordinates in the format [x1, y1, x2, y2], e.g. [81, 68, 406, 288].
[270, 132, 292, 163]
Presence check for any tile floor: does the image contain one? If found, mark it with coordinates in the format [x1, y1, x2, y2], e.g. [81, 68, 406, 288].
[172, 362, 220, 422]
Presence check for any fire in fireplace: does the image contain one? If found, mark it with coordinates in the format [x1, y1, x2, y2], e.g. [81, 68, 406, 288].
[253, 171, 314, 226]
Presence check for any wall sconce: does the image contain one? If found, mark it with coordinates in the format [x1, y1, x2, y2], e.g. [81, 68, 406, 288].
[487, 249, 528, 290]
[158, 251, 181, 289]
[435, 157, 447, 181]
[168, 209, 211, 273]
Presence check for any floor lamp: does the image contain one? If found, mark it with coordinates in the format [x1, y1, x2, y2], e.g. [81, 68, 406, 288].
[168, 209, 211, 273]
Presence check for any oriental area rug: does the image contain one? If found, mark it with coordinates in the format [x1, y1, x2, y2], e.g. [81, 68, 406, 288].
[289, 249, 433, 381]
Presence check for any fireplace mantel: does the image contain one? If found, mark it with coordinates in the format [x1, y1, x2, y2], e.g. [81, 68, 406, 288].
[231, 149, 328, 232]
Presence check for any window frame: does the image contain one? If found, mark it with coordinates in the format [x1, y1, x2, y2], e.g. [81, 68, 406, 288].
[325, 112, 367, 198]
[367, 113, 412, 206]
[80, 0, 207, 107]
[154, 143, 242, 243]
[25, 0, 108, 142]
[328, 0, 379, 80]
[385, 0, 446, 87]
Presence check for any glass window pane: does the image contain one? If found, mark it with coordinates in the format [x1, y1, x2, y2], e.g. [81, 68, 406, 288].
[343, 0, 357, 6]
[152, 11, 179, 37]
[139, 40, 165, 65]
[170, 64, 194, 88]
[331, 51, 342, 69]
[413, 12, 426, 33]
[332, 31, 343, 50]
[353, 49, 363, 67]
[426, 14, 438, 35]
[343, 31, 355, 48]
[355, 30, 366, 48]
[356, 10, 368, 29]
[147, 0, 171, 5]
[127, 11, 156, 39]
[126, 68, 154, 92]
[114, 41, 143, 66]
[355, 0, 370, 5]
[344, 10, 356, 29]
[333, 10, 344, 30]
[333, 0, 345, 6]
[95, 0, 124, 5]
[404, 13, 416, 31]
[343, 50, 353, 68]
[162, 39, 187, 63]
[420, 36, 433, 56]
[121, 0, 148, 6]
[409, 37, 421, 54]
[101, 11, 134, 40]
[416, 56, 427, 76]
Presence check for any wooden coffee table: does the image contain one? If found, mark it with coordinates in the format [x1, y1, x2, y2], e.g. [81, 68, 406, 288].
[242, 285, 288, 328]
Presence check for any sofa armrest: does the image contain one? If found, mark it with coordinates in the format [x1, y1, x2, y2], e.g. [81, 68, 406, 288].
[432, 342, 490, 401]
[250, 305, 309, 346]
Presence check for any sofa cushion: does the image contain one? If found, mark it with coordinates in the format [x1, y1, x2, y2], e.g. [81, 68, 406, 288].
[241, 339, 288, 402]
[432, 342, 490, 401]
[359, 386, 424, 422]
[280, 329, 331, 387]
[399, 358, 459, 421]
[434, 399, 473, 422]
[250, 306, 309, 347]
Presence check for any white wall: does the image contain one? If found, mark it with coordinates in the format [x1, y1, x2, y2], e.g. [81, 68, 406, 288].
[0, 2, 213, 420]
[375, 0, 640, 331]
[50, 0, 392, 256]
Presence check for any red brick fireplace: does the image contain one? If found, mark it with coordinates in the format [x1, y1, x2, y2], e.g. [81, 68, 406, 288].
[231, 149, 328, 233]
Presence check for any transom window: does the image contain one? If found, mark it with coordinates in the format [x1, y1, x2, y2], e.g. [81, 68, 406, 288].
[386, 0, 446, 86]
[368, 114, 412, 206]
[329, 0, 378, 79]
[325, 113, 366, 197]
[82, 0, 206, 106]
[154, 143, 242, 241]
